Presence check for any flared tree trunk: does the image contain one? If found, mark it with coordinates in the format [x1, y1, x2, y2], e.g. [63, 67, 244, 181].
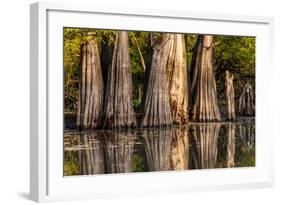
[227, 123, 236, 168]
[141, 34, 172, 127]
[238, 82, 255, 116]
[225, 71, 236, 120]
[189, 124, 220, 169]
[170, 127, 189, 170]
[166, 34, 189, 124]
[103, 131, 135, 173]
[190, 35, 221, 122]
[103, 31, 137, 129]
[78, 132, 105, 175]
[77, 39, 104, 129]
[143, 129, 172, 171]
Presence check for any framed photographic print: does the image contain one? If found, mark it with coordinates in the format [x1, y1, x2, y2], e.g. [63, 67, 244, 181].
[30, 1, 274, 202]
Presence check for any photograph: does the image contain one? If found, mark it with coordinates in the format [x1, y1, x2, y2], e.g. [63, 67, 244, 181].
[63, 28, 255, 176]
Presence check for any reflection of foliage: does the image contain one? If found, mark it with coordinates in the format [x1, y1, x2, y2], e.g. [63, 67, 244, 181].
[236, 146, 255, 167]
[64, 151, 79, 176]
[132, 154, 146, 172]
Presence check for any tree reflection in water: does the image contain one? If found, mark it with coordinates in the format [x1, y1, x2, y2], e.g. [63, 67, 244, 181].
[64, 120, 255, 176]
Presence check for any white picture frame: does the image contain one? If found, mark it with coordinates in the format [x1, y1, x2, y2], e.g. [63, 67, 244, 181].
[30, 1, 274, 202]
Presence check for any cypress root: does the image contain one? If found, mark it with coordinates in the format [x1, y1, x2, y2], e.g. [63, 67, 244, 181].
[238, 82, 255, 116]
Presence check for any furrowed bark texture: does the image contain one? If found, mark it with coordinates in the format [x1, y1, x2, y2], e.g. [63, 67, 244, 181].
[225, 71, 236, 120]
[141, 34, 172, 127]
[143, 129, 172, 171]
[238, 82, 255, 116]
[189, 124, 220, 169]
[103, 31, 137, 129]
[78, 132, 105, 175]
[166, 34, 189, 124]
[77, 39, 104, 129]
[170, 127, 189, 170]
[103, 131, 135, 173]
[227, 123, 236, 168]
[190, 35, 221, 122]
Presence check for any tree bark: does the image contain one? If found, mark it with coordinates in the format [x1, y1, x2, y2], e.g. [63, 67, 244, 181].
[190, 35, 221, 122]
[166, 34, 189, 124]
[77, 39, 104, 129]
[103, 31, 137, 129]
[238, 82, 255, 116]
[225, 71, 236, 120]
[141, 34, 172, 127]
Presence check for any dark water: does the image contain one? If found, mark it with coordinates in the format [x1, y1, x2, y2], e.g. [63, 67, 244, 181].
[64, 119, 255, 176]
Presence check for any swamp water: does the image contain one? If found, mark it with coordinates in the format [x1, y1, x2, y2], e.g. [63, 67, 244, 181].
[64, 119, 255, 176]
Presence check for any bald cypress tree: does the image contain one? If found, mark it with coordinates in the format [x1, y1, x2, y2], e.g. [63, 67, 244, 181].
[190, 35, 221, 122]
[141, 34, 172, 127]
[76, 39, 104, 129]
[103, 31, 137, 129]
[166, 34, 189, 124]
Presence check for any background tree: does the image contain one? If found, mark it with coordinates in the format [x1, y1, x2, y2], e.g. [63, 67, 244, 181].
[103, 31, 137, 129]
[190, 35, 221, 122]
[238, 82, 255, 116]
[225, 71, 236, 120]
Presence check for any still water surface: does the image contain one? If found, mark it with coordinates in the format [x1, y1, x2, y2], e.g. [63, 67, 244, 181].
[64, 119, 255, 176]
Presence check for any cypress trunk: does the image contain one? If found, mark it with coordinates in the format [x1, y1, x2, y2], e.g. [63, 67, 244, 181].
[190, 35, 221, 122]
[166, 34, 189, 124]
[225, 71, 236, 120]
[103, 31, 137, 129]
[77, 39, 104, 129]
[141, 34, 172, 127]
[238, 82, 255, 116]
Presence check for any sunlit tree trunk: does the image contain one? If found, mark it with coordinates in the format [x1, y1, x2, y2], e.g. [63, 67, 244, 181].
[227, 123, 236, 168]
[170, 127, 189, 170]
[143, 129, 172, 171]
[77, 39, 104, 129]
[166, 34, 189, 124]
[103, 131, 135, 173]
[141, 34, 172, 127]
[190, 35, 221, 122]
[103, 31, 137, 129]
[225, 71, 236, 120]
[238, 82, 255, 116]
